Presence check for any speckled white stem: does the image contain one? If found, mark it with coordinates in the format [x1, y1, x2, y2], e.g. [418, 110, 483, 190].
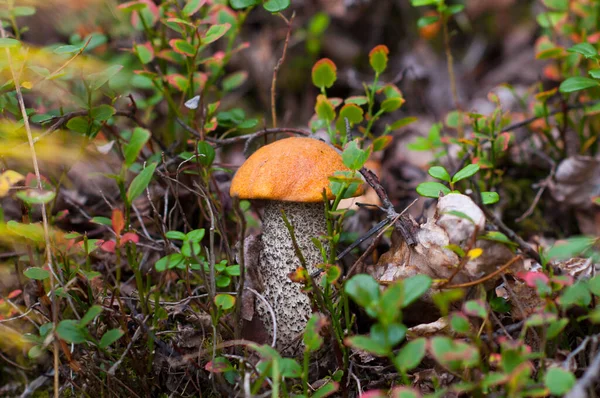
[257, 201, 328, 356]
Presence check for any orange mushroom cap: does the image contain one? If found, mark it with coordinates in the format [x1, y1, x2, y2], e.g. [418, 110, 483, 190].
[230, 137, 363, 202]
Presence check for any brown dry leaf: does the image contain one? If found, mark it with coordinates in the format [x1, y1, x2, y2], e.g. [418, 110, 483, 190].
[551, 155, 600, 208]
[407, 318, 450, 339]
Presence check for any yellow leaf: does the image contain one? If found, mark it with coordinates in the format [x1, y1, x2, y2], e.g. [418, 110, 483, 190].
[21, 81, 33, 89]
[467, 248, 483, 260]
[0, 170, 25, 197]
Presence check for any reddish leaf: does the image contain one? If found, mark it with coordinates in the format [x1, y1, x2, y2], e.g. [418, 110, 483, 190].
[7, 289, 22, 299]
[121, 232, 140, 245]
[111, 209, 125, 237]
[100, 240, 116, 253]
[516, 271, 549, 288]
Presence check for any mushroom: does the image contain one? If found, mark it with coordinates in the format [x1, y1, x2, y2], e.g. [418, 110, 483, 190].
[230, 137, 361, 354]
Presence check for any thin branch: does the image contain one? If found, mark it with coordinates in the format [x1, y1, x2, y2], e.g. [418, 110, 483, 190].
[566, 341, 600, 398]
[442, 255, 522, 289]
[245, 287, 277, 348]
[176, 119, 310, 146]
[271, 12, 295, 128]
[2, 27, 60, 398]
[480, 205, 541, 263]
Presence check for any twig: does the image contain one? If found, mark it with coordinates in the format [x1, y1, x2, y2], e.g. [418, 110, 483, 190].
[271, 12, 295, 128]
[176, 119, 310, 146]
[505, 100, 600, 135]
[516, 159, 556, 223]
[441, 14, 464, 138]
[108, 323, 144, 376]
[480, 205, 541, 263]
[2, 27, 60, 398]
[345, 215, 400, 279]
[562, 335, 598, 369]
[442, 255, 522, 289]
[233, 197, 247, 341]
[566, 342, 600, 398]
[358, 167, 417, 246]
[245, 287, 277, 348]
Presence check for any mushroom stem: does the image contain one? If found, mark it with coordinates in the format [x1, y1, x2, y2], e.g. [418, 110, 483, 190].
[257, 201, 327, 355]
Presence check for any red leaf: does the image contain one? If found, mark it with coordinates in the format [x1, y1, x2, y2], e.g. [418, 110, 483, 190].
[7, 289, 22, 299]
[516, 271, 549, 288]
[112, 209, 125, 237]
[120, 232, 139, 245]
[100, 240, 117, 253]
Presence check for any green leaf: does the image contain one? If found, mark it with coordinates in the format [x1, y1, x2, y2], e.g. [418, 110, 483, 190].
[379, 283, 404, 324]
[369, 45, 389, 74]
[99, 328, 124, 349]
[56, 320, 87, 344]
[411, 0, 438, 5]
[416, 181, 451, 198]
[370, 322, 407, 347]
[452, 164, 480, 183]
[229, 0, 258, 9]
[11, 6, 36, 16]
[336, 104, 364, 133]
[303, 313, 326, 352]
[548, 236, 596, 260]
[155, 253, 184, 271]
[389, 116, 418, 130]
[223, 71, 248, 91]
[312, 59, 337, 89]
[215, 293, 235, 310]
[381, 97, 404, 113]
[182, 0, 204, 16]
[169, 39, 195, 56]
[542, 0, 568, 11]
[345, 335, 389, 356]
[558, 281, 591, 309]
[203, 23, 231, 44]
[0, 38, 21, 48]
[481, 191, 500, 205]
[559, 76, 600, 93]
[463, 300, 488, 319]
[124, 127, 151, 166]
[430, 337, 480, 370]
[66, 116, 90, 135]
[90, 104, 115, 122]
[342, 140, 370, 171]
[135, 43, 153, 64]
[262, 0, 290, 12]
[446, 4, 464, 15]
[403, 275, 431, 308]
[23, 267, 50, 280]
[315, 95, 335, 122]
[344, 274, 381, 318]
[345, 96, 368, 105]
[80, 305, 103, 327]
[7, 221, 45, 242]
[16, 189, 56, 205]
[225, 265, 240, 276]
[567, 43, 599, 59]
[127, 163, 157, 204]
[88, 65, 123, 90]
[589, 69, 600, 79]
[394, 338, 426, 371]
[186, 229, 206, 242]
[544, 368, 575, 395]
[450, 312, 471, 333]
[417, 15, 439, 28]
[91, 216, 112, 226]
[197, 141, 216, 167]
[312, 381, 339, 398]
[428, 166, 450, 182]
